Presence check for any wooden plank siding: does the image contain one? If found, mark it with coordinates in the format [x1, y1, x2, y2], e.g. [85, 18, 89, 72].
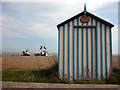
[58, 14, 113, 81]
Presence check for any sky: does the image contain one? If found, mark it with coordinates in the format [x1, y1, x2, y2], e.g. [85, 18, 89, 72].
[1, 0, 119, 54]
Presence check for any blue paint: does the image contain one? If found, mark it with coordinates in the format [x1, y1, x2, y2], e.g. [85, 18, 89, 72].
[63, 25, 65, 80]
[84, 3, 87, 15]
[74, 25, 96, 28]
[110, 27, 113, 76]
[100, 22, 103, 80]
[95, 20, 98, 79]
[73, 20, 75, 80]
[58, 27, 60, 79]
[77, 17, 79, 79]
[105, 24, 107, 79]
[91, 18, 93, 78]
[68, 22, 70, 80]
[86, 22, 88, 78]
[82, 22, 84, 78]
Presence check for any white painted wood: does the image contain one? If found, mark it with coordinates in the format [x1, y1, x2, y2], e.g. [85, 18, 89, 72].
[88, 17, 92, 79]
[65, 23, 68, 80]
[106, 26, 111, 78]
[60, 26, 63, 79]
[78, 16, 82, 79]
[97, 21, 101, 80]
[83, 26, 87, 79]
[102, 24, 106, 79]
[92, 19, 96, 79]
[69, 21, 73, 81]
[74, 18, 77, 80]
[58, 14, 112, 80]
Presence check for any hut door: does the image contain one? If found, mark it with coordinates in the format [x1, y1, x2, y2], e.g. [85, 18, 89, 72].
[74, 27, 96, 79]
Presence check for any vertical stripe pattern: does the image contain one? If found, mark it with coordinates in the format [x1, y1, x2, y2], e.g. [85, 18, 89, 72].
[91, 18, 93, 78]
[82, 22, 84, 78]
[105, 24, 107, 79]
[63, 25, 65, 79]
[100, 22, 103, 79]
[58, 15, 113, 81]
[58, 27, 60, 78]
[110, 27, 113, 75]
[72, 20, 75, 80]
[68, 22, 70, 80]
[70, 21, 73, 81]
[77, 17, 79, 79]
[86, 22, 89, 79]
[95, 20, 98, 79]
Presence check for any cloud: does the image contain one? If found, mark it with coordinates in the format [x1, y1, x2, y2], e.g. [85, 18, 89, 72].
[3, 30, 27, 38]
[2, 12, 57, 39]
[1, 1, 118, 54]
[2, 2, 118, 39]
[26, 23, 57, 38]
[1, 2, 66, 39]
[1, 0, 119, 11]
[2, 15, 28, 38]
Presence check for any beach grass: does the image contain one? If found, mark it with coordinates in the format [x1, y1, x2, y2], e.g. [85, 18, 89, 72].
[2, 64, 120, 84]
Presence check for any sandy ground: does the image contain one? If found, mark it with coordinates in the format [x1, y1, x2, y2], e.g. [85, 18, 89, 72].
[112, 56, 119, 69]
[2, 55, 58, 70]
[2, 55, 119, 70]
[1, 55, 120, 89]
[2, 81, 120, 88]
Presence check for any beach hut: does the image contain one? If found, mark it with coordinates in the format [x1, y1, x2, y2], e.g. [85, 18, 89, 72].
[57, 4, 114, 81]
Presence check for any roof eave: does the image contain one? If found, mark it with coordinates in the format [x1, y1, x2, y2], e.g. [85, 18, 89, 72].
[57, 11, 84, 28]
[87, 12, 114, 28]
[57, 11, 114, 28]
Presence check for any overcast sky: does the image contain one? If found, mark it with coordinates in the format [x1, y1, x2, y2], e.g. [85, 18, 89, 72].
[1, 0, 119, 54]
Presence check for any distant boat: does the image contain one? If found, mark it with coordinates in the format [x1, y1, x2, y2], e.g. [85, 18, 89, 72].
[35, 45, 48, 56]
[22, 48, 31, 56]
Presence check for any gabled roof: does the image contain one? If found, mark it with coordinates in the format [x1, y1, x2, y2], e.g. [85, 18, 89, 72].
[57, 11, 114, 28]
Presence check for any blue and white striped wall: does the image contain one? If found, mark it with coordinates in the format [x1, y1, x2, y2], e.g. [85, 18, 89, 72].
[58, 15, 113, 81]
